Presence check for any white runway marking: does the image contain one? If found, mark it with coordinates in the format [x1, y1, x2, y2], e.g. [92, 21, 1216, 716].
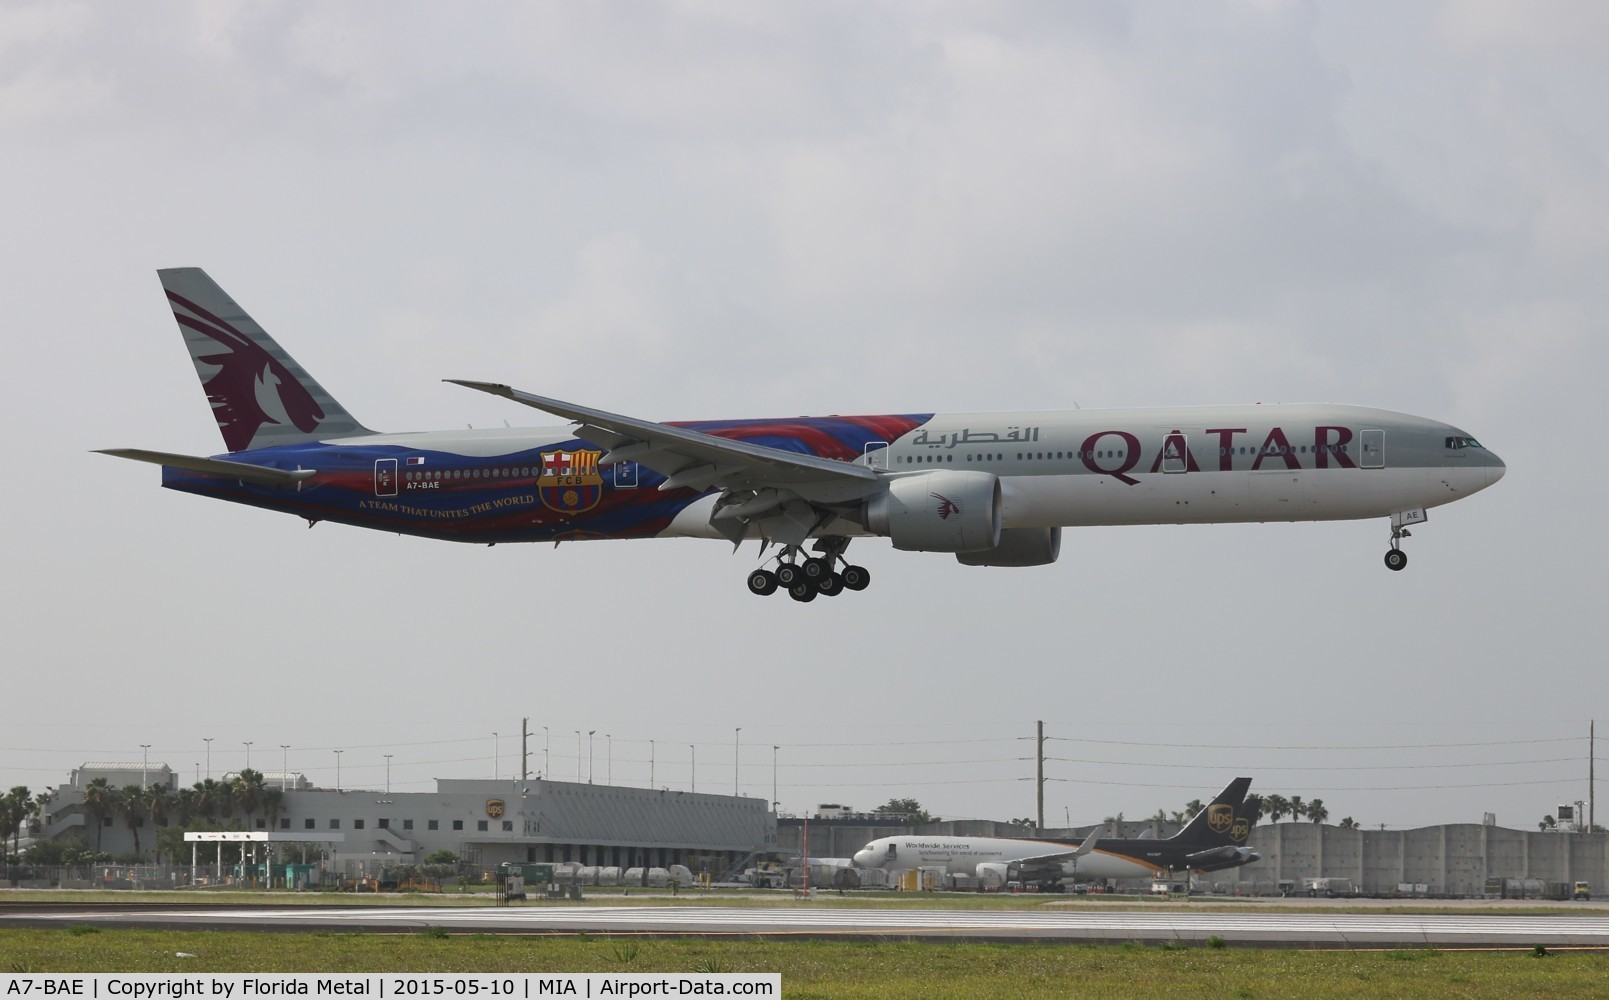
[10, 906, 1609, 946]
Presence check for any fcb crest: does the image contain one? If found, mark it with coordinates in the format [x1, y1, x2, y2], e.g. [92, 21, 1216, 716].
[538, 449, 604, 514]
[1207, 804, 1234, 834]
[486, 799, 505, 818]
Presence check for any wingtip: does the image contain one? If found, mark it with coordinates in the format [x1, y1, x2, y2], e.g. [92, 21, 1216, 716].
[444, 379, 512, 395]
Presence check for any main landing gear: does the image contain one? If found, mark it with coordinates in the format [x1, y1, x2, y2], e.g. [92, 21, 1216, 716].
[746, 539, 871, 602]
[1384, 527, 1410, 571]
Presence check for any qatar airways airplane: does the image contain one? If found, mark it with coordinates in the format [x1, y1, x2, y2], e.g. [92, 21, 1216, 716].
[852, 778, 1259, 887]
[100, 269, 1506, 601]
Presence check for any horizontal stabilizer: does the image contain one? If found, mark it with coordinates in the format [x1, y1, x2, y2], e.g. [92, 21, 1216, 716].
[95, 448, 316, 486]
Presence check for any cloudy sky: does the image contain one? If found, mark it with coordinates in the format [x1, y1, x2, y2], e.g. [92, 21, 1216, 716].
[4, 1, 1606, 833]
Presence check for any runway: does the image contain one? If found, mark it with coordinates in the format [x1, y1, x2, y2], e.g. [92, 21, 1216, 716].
[7, 904, 1609, 947]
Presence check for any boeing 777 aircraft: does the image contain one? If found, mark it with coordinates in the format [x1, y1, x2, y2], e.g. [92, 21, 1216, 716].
[851, 778, 1259, 887]
[100, 269, 1506, 600]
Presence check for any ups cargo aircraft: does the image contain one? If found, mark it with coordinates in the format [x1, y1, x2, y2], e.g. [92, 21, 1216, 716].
[100, 269, 1506, 600]
[851, 778, 1259, 887]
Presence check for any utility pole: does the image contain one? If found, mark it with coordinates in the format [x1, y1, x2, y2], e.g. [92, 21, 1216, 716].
[588, 731, 596, 783]
[734, 727, 742, 796]
[384, 754, 392, 795]
[280, 745, 290, 790]
[140, 744, 150, 789]
[543, 726, 550, 779]
[650, 740, 655, 788]
[1592, 720, 1597, 834]
[1036, 720, 1045, 832]
[690, 744, 696, 793]
[773, 745, 780, 812]
[203, 738, 212, 780]
[522, 717, 529, 782]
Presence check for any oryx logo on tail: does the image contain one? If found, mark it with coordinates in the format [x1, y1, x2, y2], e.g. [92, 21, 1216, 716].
[158, 268, 372, 452]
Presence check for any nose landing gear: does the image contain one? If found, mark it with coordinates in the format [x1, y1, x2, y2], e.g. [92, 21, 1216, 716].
[748, 538, 870, 600]
[1384, 528, 1410, 571]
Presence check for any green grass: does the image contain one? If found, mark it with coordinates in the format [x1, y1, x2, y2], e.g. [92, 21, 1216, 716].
[2, 928, 1607, 998]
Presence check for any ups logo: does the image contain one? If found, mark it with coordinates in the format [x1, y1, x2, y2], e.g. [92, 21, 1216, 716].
[1230, 818, 1250, 843]
[486, 799, 505, 818]
[1207, 804, 1233, 834]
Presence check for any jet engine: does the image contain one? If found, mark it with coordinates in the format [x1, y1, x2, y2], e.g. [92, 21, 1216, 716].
[975, 862, 1011, 888]
[955, 527, 1062, 567]
[866, 471, 1001, 552]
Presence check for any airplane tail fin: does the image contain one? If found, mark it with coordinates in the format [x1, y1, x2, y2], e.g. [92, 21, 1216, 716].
[158, 268, 374, 452]
[1170, 777, 1252, 846]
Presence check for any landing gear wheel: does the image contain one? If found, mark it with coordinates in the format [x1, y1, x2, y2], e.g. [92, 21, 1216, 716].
[776, 563, 802, 587]
[802, 557, 832, 581]
[841, 565, 871, 591]
[815, 573, 845, 597]
[1384, 549, 1407, 572]
[788, 581, 817, 603]
[747, 569, 779, 596]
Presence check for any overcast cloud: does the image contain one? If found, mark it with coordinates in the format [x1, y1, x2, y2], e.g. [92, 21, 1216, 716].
[3, 1, 1605, 832]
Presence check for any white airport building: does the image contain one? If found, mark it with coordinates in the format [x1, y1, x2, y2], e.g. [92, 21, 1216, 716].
[36, 763, 776, 873]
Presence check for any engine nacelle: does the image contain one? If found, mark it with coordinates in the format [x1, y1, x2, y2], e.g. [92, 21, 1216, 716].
[955, 527, 1062, 567]
[866, 471, 1001, 553]
[975, 862, 1010, 887]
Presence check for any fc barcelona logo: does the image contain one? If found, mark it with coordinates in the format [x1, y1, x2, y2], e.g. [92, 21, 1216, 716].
[1207, 804, 1233, 834]
[486, 799, 505, 818]
[1230, 817, 1250, 843]
[538, 449, 604, 514]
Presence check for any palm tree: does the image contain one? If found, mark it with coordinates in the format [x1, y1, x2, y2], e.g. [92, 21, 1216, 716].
[1338, 817, 1359, 830]
[1306, 799, 1329, 825]
[262, 788, 285, 830]
[1263, 794, 1290, 823]
[0, 796, 16, 862]
[1287, 795, 1307, 821]
[171, 787, 198, 828]
[83, 779, 115, 852]
[1182, 798, 1205, 821]
[144, 785, 171, 858]
[233, 769, 266, 827]
[4, 786, 31, 858]
[1102, 811, 1125, 834]
[117, 785, 146, 856]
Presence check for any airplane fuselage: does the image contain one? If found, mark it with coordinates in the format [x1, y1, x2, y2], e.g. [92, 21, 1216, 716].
[853, 834, 1254, 879]
[161, 403, 1503, 546]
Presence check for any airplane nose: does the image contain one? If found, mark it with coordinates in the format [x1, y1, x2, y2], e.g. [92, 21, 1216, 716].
[852, 848, 875, 868]
[1487, 452, 1506, 486]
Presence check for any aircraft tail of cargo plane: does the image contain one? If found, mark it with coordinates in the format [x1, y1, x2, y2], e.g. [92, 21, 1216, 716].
[851, 777, 1260, 886]
[99, 269, 1505, 599]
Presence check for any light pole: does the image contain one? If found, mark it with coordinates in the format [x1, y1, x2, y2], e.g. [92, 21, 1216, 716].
[493, 732, 500, 780]
[243, 741, 253, 772]
[203, 738, 212, 780]
[690, 744, 696, 793]
[280, 745, 289, 790]
[574, 731, 582, 781]
[334, 750, 343, 792]
[734, 727, 742, 796]
[606, 734, 612, 785]
[140, 744, 151, 789]
[588, 731, 596, 784]
[384, 754, 393, 795]
[650, 740, 656, 788]
[772, 745, 780, 811]
[543, 726, 550, 778]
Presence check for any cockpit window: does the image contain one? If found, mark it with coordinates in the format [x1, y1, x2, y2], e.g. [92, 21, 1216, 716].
[1445, 436, 1482, 450]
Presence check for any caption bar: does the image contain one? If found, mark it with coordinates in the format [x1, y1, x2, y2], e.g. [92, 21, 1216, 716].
[0, 976, 779, 999]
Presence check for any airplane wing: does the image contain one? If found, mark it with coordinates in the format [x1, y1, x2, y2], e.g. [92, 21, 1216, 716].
[95, 448, 317, 486]
[1000, 831, 1101, 869]
[447, 380, 883, 546]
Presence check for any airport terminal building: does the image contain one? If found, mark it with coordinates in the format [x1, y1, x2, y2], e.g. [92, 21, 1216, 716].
[40, 764, 776, 873]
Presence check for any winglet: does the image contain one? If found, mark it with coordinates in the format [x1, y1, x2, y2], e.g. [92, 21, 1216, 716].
[1075, 829, 1099, 857]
